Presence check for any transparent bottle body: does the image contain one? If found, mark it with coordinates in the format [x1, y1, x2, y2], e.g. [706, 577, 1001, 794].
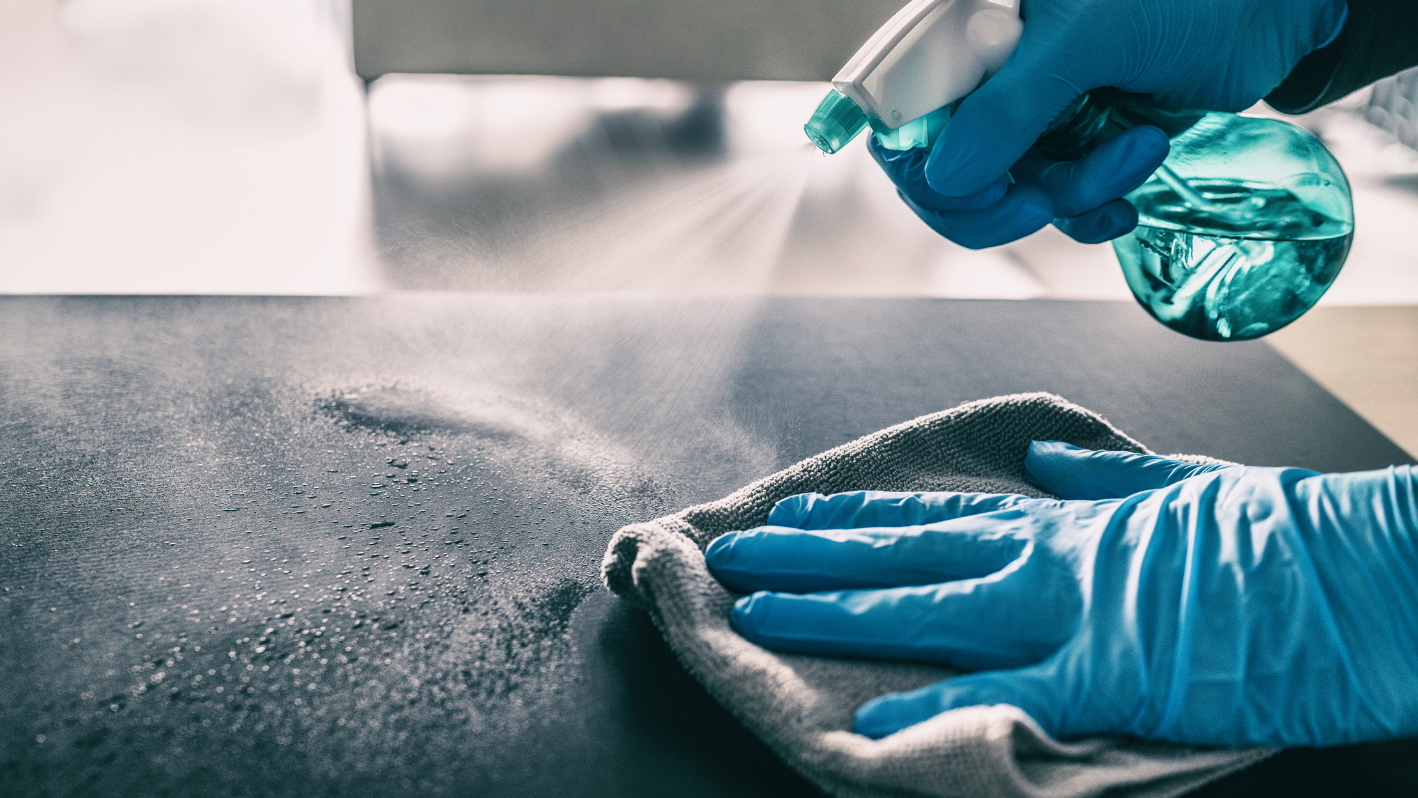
[1043, 96, 1354, 341]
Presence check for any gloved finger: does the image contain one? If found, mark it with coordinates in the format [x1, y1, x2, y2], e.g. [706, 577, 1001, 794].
[768, 490, 1038, 530]
[1052, 199, 1138, 244]
[1024, 441, 1235, 500]
[898, 185, 1053, 250]
[1010, 125, 1170, 219]
[853, 664, 1065, 740]
[706, 516, 1030, 593]
[868, 136, 1009, 212]
[729, 575, 1065, 672]
[925, 47, 1089, 197]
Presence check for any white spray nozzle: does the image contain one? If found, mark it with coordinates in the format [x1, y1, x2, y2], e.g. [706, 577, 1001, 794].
[834, 0, 1022, 130]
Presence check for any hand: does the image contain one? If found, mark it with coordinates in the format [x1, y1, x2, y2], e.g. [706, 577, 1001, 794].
[870, 128, 1169, 248]
[876, 0, 1349, 248]
[704, 441, 1418, 747]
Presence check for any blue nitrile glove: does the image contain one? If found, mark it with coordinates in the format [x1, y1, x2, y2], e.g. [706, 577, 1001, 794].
[869, 130, 1170, 248]
[875, 0, 1349, 249]
[705, 441, 1418, 747]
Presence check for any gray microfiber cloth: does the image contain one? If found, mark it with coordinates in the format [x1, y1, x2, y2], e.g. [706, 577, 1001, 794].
[602, 393, 1276, 798]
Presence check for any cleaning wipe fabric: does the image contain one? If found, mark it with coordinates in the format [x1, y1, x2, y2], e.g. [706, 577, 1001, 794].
[601, 393, 1274, 798]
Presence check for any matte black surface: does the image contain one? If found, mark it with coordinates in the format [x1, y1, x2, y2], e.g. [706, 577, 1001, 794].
[1, 296, 1413, 797]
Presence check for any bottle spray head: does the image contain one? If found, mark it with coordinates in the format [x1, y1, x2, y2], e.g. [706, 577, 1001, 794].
[805, 89, 869, 154]
[805, 91, 956, 155]
[804, 0, 1021, 154]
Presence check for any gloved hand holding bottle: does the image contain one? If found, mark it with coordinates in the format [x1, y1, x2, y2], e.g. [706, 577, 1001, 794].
[705, 441, 1418, 747]
[877, 0, 1349, 249]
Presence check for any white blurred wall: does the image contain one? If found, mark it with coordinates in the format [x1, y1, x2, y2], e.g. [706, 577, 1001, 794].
[0, 0, 378, 294]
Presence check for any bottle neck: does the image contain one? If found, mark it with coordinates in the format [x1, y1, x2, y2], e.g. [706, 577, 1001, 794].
[1035, 89, 1208, 161]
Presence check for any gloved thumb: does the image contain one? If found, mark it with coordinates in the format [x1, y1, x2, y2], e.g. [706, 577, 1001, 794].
[854, 665, 1065, 739]
[925, 47, 1085, 197]
[1024, 441, 1234, 501]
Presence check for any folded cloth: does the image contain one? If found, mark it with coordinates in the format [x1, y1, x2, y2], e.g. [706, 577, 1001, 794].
[601, 392, 1274, 798]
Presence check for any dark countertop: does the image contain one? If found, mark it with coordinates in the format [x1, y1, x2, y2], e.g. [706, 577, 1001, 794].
[1, 295, 1412, 797]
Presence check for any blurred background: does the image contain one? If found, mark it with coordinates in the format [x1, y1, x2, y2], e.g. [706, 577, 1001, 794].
[1, 0, 1414, 452]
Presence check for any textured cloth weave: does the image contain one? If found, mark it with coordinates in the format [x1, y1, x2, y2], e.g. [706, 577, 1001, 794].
[602, 393, 1274, 798]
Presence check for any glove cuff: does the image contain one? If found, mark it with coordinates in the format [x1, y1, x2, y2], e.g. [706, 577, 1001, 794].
[1267, 0, 1418, 114]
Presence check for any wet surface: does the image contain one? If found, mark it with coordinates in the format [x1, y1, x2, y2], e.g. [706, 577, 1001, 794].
[1, 295, 1413, 797]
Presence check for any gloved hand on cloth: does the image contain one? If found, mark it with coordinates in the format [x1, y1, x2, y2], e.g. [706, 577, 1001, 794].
[872, 0, 1350, 248]
[706, 440, 1418, 747]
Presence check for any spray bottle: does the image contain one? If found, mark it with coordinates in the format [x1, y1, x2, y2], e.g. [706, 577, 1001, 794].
[804, 0, 1353, 341]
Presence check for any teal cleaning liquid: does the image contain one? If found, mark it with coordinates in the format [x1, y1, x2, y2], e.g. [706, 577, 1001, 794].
[1114, 180, 1353, 341]
[1038, 101, 1355, 341]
